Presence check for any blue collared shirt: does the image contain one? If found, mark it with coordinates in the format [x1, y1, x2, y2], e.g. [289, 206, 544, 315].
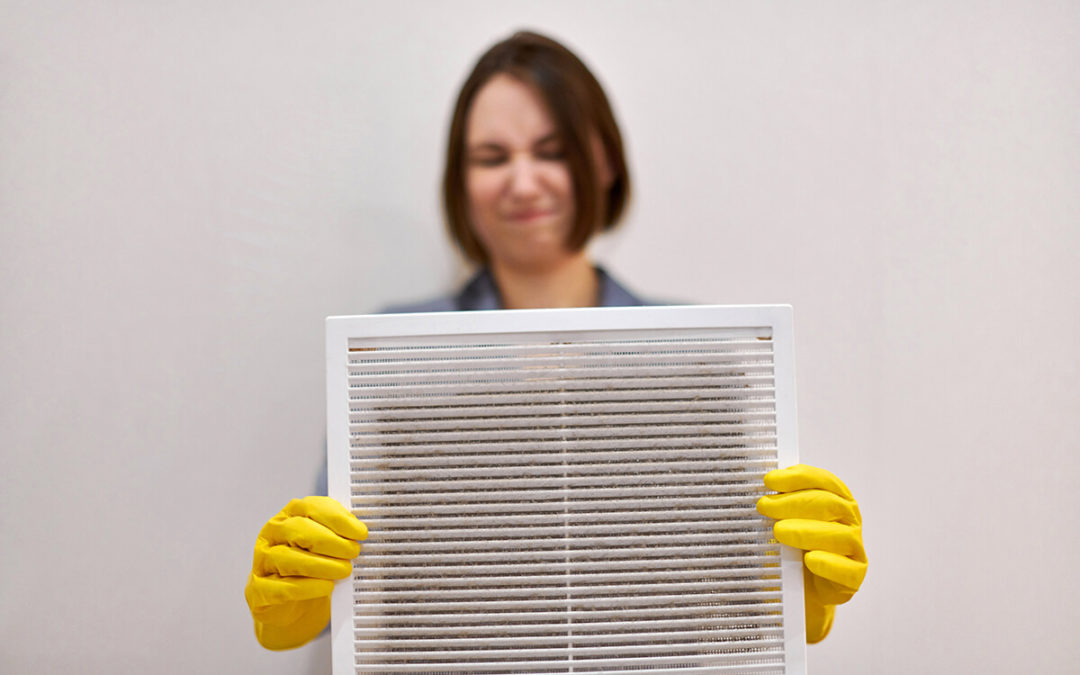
[380, 266, 652, 313]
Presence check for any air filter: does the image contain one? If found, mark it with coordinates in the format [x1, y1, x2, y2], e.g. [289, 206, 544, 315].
[326, 305, 805, 674]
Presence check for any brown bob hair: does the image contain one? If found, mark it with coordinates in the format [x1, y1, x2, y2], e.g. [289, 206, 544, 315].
[442, 31, 631, 264]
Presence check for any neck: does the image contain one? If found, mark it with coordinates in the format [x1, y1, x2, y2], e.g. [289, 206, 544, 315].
[490, 254, 599, 310]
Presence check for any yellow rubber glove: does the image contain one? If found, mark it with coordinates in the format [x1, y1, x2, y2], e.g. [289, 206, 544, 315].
[244, 496, 368, 650]
[756, 464, 867, 644]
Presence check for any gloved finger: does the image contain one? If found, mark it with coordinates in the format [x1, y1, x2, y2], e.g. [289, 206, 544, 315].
[773, 519, 863, 558]
[805, 549, 867, 592]
[810, 573, 858, 606]
[756, 489, 860, 525]
[284, 497, 368, 541]
[261, 515, 362, 559]
[253, 597, 331, 646]
[801, 567, 836, 644]
[763, 464, 853, 500]
[245, 572, 335, 609]
[256, 541, 355, 580]
[250, 596, 326, 627]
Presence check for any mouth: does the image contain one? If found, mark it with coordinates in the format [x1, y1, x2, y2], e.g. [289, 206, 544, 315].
[506, 208, 555, 223]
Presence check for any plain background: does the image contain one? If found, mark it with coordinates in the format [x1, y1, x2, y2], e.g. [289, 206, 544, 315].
[2, 1, 1078, 673]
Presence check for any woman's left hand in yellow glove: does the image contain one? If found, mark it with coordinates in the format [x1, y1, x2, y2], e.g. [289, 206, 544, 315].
[756, 464, 867, 643]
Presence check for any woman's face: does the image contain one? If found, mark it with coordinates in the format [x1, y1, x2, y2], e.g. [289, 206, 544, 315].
[465, 74, 576, 273]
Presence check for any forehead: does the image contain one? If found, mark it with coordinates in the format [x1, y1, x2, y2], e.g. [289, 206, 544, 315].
[466, 73, 557, 145]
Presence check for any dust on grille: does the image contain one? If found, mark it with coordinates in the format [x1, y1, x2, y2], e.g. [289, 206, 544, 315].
[344, 330, 785, 674]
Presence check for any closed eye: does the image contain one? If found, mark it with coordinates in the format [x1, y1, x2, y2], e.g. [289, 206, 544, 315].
[469, 154, 507, 167]
[467, 144, 508, 167]
[534, 134, 566, 161]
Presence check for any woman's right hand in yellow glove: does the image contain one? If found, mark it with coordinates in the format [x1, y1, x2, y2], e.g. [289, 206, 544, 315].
[244, 496, 368, 650]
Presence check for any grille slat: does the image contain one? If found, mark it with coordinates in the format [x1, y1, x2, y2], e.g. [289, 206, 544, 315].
[350, 390, 777, 409]
[351, 602, 786, 626]
[355, 568, 775, 588]
[351, 438, 778, 457]
[353, 615, 782, 635]
[364, 509, 762, 529]
[351, 448, 777, 470]
[351, 484, 771, 506]
[352, 459, 775, 481]
[354, 646, 786, 668]
[356, 558, 777, 579]
[356, 544, 778, 566]
[351, 398, 777, 419]
[348, 374, 776, 396]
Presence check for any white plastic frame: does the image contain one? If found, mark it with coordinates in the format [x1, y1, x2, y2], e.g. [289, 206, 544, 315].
[326, 304, 805, 674]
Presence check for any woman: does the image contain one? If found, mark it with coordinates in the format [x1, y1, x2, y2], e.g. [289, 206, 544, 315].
[244, 30, 867, 651]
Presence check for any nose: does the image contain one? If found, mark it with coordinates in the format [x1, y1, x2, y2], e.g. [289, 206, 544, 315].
[508, 155, 542, 198]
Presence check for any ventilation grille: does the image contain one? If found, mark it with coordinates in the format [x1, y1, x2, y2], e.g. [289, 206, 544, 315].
[329, 311, 800, 674]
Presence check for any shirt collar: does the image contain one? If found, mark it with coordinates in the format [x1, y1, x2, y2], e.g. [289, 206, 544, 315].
[455, 266, 647, 311]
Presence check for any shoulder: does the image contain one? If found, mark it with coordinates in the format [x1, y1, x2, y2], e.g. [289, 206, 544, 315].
[596, 267, 667, 307]
[378, 295, 458, 314]
[377, 269, 500, 314]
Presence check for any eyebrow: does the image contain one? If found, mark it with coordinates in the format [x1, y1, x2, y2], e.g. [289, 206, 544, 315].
[467, 142, 506, 154]
[467, 132, 562, 153]
[533, 133, 562, 147]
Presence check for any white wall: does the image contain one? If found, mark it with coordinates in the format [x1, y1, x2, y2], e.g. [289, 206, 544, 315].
[2, 1, 1077, 673]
